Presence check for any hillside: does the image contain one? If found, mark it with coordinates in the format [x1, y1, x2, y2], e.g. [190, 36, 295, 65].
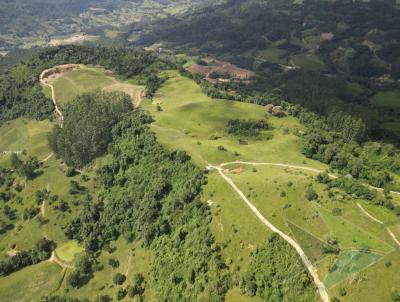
[0, 0, 214, 53]
[0, 46, 399, 302]
[136, 0, 400, 143]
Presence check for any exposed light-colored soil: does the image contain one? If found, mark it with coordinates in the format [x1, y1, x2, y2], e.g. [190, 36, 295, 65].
[187, 58, 255, 83]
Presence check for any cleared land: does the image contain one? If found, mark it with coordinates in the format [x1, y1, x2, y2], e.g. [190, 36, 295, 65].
[55, 240, 84, 263]
[370, 90, 400, 108]
[43, 65, 144, 106]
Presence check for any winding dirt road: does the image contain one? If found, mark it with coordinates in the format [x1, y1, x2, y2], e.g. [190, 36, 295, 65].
[207, 163, 330, 302]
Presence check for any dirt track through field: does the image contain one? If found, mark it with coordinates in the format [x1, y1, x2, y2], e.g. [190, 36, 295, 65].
[220, 161, 400, 197]
[357, 203, 400, 248]
[40, 69, 65, 126]
[49, 251, 74, 269]
[207, 163, 330, 302]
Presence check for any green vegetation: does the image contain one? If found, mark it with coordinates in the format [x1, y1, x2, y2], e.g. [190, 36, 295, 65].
[55, 240, 84, 263]
[241, 234, 317, 301]
[0, 261, 62, 302]
[64, 111, 230, 300]
[52, 67, 117, 105]
[48, 91, 132, 167]
[317, 205, 393, 253]
[324, 250, 382, 289]
[0, 238, 55, 276]
[371, 90, 400, 109]
[1, 43, 400, 302]
[227, 119, 270, 137]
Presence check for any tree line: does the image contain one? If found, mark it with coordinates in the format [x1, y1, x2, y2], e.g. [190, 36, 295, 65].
[0, 45, 177, 127]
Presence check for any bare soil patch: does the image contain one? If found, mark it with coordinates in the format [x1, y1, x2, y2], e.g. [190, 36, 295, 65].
[187, 58, 255, 84]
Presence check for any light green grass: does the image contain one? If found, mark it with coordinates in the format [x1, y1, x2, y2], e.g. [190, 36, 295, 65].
[324, 250, 382, 289]
[0, 261, 63, 301]
[0, 118, 53, 166]
[51, 66, 144, 105]
[329, 250, 400, 302]
[55, 240, 84, 263]
[142, 70, 326, 171]
[203, 173, 270, 271]
[59, 238, 154, 300]
[292, 54, 326, 72]
[370, 90, 400, 108]
[316, 205, 394, 254]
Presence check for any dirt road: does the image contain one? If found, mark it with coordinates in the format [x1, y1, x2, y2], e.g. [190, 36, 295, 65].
[357, 203, 400, 248]
[207, 164, 330, 302]
[220, 161, 400, 197]
[40, 68, 65, 126]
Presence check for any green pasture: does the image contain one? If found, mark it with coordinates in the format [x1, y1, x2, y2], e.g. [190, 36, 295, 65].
[292, 54, 326, 71]
[55, 240, 84, 263]
[329, 250, 400, 302]
[0, 118, 53, 166]
[142, 70, 326, 170]
[59, 238, 155, 300]
[50, 66, 144, 105]
[0, 261, 63, 302]
[316, 205, 394, 254]
[370, 90, 400, 108]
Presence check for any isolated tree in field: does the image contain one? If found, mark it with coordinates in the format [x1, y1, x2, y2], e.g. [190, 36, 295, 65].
[305, 187, 318, 201]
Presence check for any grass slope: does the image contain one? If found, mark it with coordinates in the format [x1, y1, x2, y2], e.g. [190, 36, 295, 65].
[50, 66, 144, 105]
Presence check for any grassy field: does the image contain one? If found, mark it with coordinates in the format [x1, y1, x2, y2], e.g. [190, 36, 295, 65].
[141, 71, 400, 301]
[370, 90, 400, 108]
[0, 261, 63, 301]
[50, 65, 144, 105]
[58, 239, 154, 301]
[292, 53, 326, 71]
[55, 240, 84, 263]
[323, 250, 382, 289]
[0, 118, 53, 166]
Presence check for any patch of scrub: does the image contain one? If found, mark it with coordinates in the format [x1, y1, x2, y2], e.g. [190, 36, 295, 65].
[55, 240, 84, 263]
[324, 250, 382, 289]
[288, 221, 326, 264]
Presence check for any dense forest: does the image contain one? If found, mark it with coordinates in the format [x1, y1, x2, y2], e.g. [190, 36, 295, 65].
[48, 91, 133, 167]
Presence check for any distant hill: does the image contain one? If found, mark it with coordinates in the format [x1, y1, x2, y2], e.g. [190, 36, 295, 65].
[136, 0, 400, 143]
[138, 0, 400, 80]
[0, 0, 213, 51]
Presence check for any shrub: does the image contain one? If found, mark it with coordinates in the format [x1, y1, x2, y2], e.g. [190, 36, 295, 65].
[305, 187, 318, 201]
[113, 273, 126, 285]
